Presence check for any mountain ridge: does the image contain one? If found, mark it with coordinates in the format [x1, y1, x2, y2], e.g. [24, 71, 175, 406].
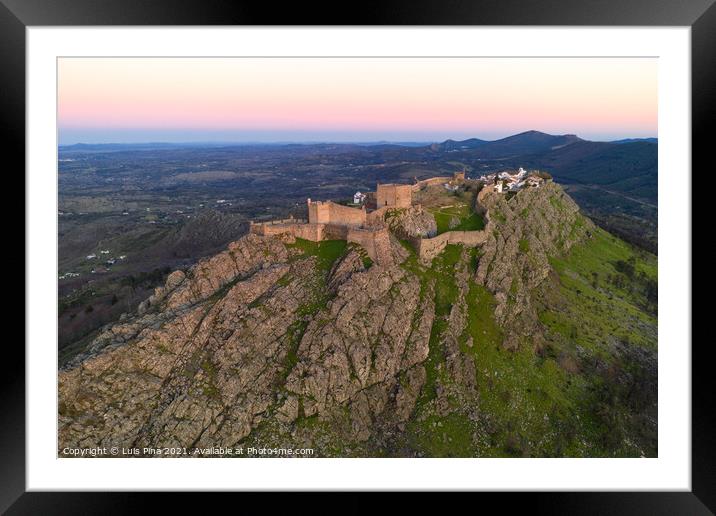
[59, 130, 656, 151]
[58, 181, 657, 458]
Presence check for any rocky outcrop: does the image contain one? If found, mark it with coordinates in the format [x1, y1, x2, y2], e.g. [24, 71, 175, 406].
[475, 182, 593, 350]
[384, 205, 437, 239]
[281, 263, 434, 441]
[59, 232, 433, 453]
[59, 235, 311, 450]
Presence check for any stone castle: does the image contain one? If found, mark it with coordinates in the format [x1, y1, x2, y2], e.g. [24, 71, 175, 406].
[249, 169, 542, 265]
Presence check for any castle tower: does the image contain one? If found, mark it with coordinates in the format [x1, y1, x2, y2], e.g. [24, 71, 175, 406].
[376, 183, 412, 208]
[307, 198, 330, 224]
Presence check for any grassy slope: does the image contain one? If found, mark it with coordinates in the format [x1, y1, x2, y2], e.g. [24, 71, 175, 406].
[417, 186, 485, 235]
[536, 226, 658, 457]
[431, 205, 485, 234]
[401, 223, 657, 458]
[402, 242, 579, 457]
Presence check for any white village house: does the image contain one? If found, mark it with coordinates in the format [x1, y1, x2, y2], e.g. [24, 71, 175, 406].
[492, 167, 545, 193]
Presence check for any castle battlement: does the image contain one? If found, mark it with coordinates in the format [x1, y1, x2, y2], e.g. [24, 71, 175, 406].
[251, 169, 503, 265]
[307, 199, 366, 226]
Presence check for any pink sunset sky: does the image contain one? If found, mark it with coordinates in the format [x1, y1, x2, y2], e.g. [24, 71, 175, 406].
[58, 57, 657, 144]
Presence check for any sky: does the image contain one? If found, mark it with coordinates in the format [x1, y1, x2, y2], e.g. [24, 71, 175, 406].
[58, 57, 657, 144]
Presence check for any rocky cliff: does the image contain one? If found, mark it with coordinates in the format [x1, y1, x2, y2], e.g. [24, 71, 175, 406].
[476, 182, 594, 350]
[384, 205, 438, 239]
[58, 183, 656, 458]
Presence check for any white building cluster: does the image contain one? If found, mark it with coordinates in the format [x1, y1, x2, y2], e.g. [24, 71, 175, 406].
[477, 167, 545, 193]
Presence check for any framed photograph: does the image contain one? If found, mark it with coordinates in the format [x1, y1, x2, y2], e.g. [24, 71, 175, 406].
[6, 0, 711, 511]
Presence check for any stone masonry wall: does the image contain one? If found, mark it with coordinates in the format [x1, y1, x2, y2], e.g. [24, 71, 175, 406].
[293, 223, 325, 241]
[308, 200, 366, 226]
[324, 223, 350, 240]
[409, 230, 487, 263]
[328, 202, 367, 226]
[404, 185, 492, 262]
[307, 201, 331, 224]
[347, 227, 393, 265]
[376, 184, 412, 208]
[411, 177, 450, 191]
[250, 222, 325, 242]
[366, 206, 391, 226]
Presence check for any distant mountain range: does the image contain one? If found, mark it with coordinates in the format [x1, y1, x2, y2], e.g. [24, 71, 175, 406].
[59, 130, 658, 251]
[609, 137, 658, 144]
[430, 131, 656, 156]
[433, 131, 583, 156]
[59, 131, 657, 153]
[426, 131, 657, 252]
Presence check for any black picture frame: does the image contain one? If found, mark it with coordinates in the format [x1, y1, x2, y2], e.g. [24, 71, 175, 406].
[4, 0, 711, 512]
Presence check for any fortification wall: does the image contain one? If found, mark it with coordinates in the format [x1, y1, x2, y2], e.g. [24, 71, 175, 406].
[307, 201, 331, 224]
[376, 184, 412, 208]
[412, 176, 450, 191]
[366, 206, 391, 225]
[412, 228, 489, 262]
[328, 202, 367, 226]
[324, 223, 350, 240]
[251, 217, 308, 226]
[347, 227, 393, 265]
[308, 200, 366, 226]
[477, 185, 493, 204]
[249, 222, 324, 242]
[293, 223, 325, 241]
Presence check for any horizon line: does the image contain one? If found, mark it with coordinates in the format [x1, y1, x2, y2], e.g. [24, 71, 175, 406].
[58, 131, 659, 148]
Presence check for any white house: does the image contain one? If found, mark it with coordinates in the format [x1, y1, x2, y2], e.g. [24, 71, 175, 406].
[527, 176, 544, 187]
[353, 191, 366, 204]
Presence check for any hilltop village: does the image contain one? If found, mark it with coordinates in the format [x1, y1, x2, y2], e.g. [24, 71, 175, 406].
[250, 168, 547, 264]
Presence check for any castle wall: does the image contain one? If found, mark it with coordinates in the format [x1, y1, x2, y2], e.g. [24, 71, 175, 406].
[253, 173, 492, 265]
[411, 176, 450, 191]
[249, 221, 324, 242]
[328, 202, 367, 226]
[347, 227, 393, 265]
[308, 200, 366, 226]
[411, 228, 489, 262]
[307, 201, 331, 224]
[293, 223, 325, 241]
[366, 206, 391, 225]
[376, 184, 412, 208]
[324, 223, 350, 240]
